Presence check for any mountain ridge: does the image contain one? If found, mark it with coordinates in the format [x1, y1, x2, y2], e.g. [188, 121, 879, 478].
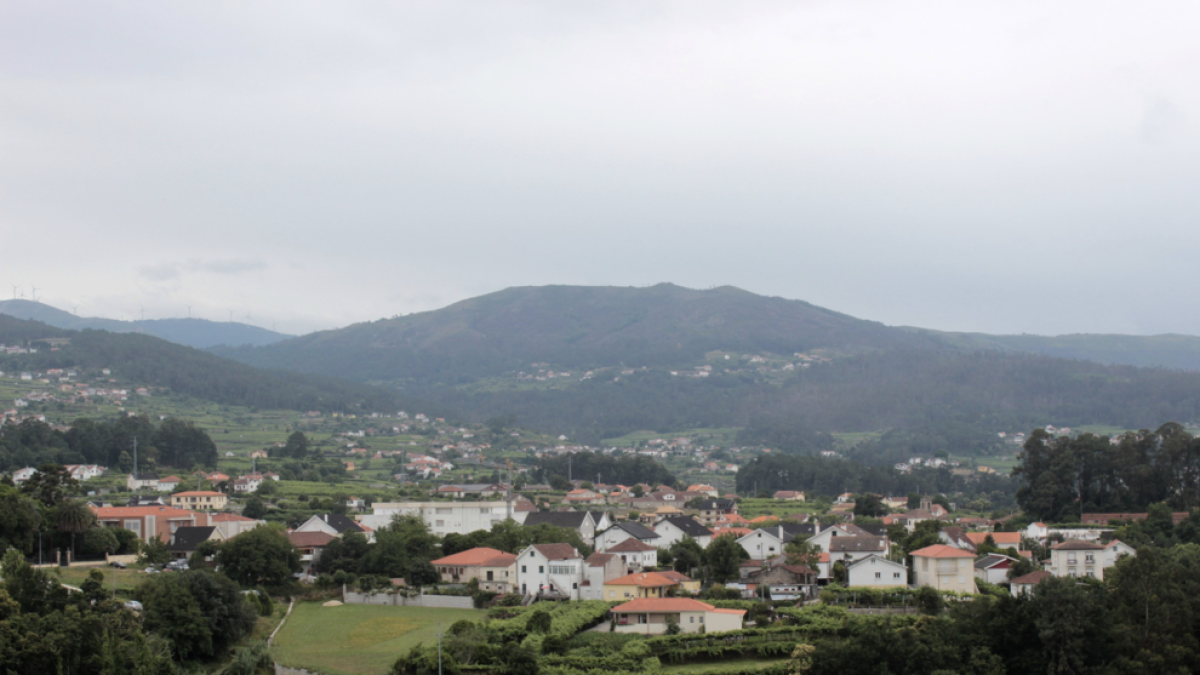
[0, 299, 292, 349]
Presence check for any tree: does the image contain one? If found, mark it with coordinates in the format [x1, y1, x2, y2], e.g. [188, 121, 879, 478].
[916, 586, 943, 615]
[117, 450, 133, 473]
[705, 534, 748, 582]
[78, 526, 119, 557]
[664, 613, 681, 635]
[284, 431, 310, 459]
[242, 495, 267, 519]
[138, 570, 257, 660]
[216, 526, 300, 588]
[784, 536, 822, 572]
[0, 487, 42, 555]
[853, 494, 887, 518]
[527, 609, 552, 634]
[19, 464, 79, 506]
[151, 418, 218, 469]
[670, 536, 704, 576]
[55, 499, 96, 554]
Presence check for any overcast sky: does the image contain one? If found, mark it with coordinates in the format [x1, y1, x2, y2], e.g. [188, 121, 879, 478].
[2, 1, 1198, 336]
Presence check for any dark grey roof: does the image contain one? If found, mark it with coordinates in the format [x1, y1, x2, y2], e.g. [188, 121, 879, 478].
[854, 523, 887, 537]
[167, 526, 216, 551]
[975, 554, 1013, 570]
[699, 499, 736, 511]
[830, 536, 886, 553]
[523, 511, 590, 529]
[317, 513, 365, 533]
[132, 472, 160, 481]
[127, 495, 168, 506]
[610, 520, 660, 540]
[587, 511, 610, 524]
[779, 523, 818, 537]
[660, 516, 712, 537]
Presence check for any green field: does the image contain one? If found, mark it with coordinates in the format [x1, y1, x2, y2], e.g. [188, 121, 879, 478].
[660, 656, 788, 673]
[272, 602, 486, 675]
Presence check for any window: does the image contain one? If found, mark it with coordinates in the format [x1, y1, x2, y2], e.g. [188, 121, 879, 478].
[538, 566, 544, 574]
[487, 571, 494, 581]
[123, 519, 141, 535]
[958, 576, 964, 584]
[1085, 554, 1094, 563]
[436, 508, 452, 515]
[521, 565, 527, 573]
[875, 572, 881, 579]
[894, 572, 902, 579]
[1067, 554, 1077, 564]
[609, 591, 615, 598]
[435, 520, 445, 527]
[689, 616, 695, 623]
[573, 583, 578, 589]
[479, 507, 491, 514]
[699, 616, 704, 624]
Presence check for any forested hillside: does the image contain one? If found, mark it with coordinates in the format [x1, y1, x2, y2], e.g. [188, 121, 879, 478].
[0, 299, 291, 348]
[214, 283, 944, 383]
[0, 316, 446, 416]
[914, 327, 1200, 371]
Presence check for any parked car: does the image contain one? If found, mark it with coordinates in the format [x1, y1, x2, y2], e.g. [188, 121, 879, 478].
[110, 561, 127, 569]
[144, 567, 160, 574]
[123, 600, 143, 611]
[166, 560, 189, 571]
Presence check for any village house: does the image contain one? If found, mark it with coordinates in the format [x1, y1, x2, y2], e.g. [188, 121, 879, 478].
[609, 598, 745, 635]
[597, 521, 661, 551]
[743, 562, 818, 599]
[288, 531, 336, 577]
[92, 505, 214, 544]
[772, 490, 805, 501]
[126, 472, 160, 491]
[974, 554, 1017, 584]
[1046, 539, 1134, 580]
[606, 538, 658, 572]
[157, 476, 182, 492]
[522, 511, 602, 546]
[846, 554, 909, 588]
[829, 536, 890, 565]
[1010, 570, 1053, 597]
[64, 464, 106, 481]
[436, 483, 505, 499]
[296, 513, 374, 543]
[581, 552, 627, 600]
[910, 544, 977, 594]
[696, 499, 738, 526]
[170, 491, 228, 511]
[431, 547, 518, 592]
[603, 571, 681, 600]
[517, 543, 584, 599]
[166, 525, 225, 561]
[653, 515, 714, 548]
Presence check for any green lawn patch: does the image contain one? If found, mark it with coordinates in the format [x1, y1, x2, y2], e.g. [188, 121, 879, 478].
[272, 602, 485, 675]
[660, 656, 788, 674]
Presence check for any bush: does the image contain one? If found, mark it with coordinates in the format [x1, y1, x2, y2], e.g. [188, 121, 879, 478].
[917, 586, 943, 615]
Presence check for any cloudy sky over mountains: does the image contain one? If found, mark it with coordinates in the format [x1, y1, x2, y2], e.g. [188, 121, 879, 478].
[2, 1, 1197, 335]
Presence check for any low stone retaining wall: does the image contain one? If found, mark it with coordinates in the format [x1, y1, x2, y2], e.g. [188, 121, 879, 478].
[343, 591, 475, 609]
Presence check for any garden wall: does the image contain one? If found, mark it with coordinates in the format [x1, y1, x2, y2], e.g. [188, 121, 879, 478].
[343, 591, 475, 609]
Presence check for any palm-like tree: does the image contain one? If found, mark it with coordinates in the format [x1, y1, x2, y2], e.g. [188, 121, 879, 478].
[56, 499, 96, 556]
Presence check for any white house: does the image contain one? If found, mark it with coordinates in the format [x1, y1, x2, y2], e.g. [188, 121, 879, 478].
[737, 528, 789, 561]
[127, 473, 160, 491]
[974, 554, 1017, 585]
[828, 536, 890, 565]
[846, 555, 909, 587]
[64, 464, 106, 481]
[523, 511, 601, 546]
[1024, 522, 1049, 543]
[607, 538, 658, 572]
[516, 543, 584, 599]
[361, 501, 529, 535]
[1047, 539, 1133, 581]
[11, 467, 37, 484]
[296, 513, 374, 543]
[653, 516, 713, 548]
[581, 552, 626, 600]
[597, 521, 661, 551]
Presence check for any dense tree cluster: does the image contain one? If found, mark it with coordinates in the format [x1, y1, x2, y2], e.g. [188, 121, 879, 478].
[440, 520, 594, 559]
[533, 451, 675, 488]
[736, 453, 1016, 505]
[1014, 423, 1200, 521]
[1, 415, 217, 472]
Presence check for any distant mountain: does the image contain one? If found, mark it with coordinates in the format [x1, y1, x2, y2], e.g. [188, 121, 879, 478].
[0, 315, 448, 416]
[0, 299, 291, 348]
[213, 283, 945, 384]
[211, 284, 1200, 442]
[906, 328, 1200, 371]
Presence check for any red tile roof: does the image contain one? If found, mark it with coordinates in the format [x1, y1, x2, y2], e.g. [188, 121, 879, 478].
[91, 505, 198, 519]
[531, 544, 581, 560]
[432, 547, 507, 566]
[612, 598, 745, 615]
[172, 491, 223, 498]
[656, 570, 694, 583]
[1010, 570, 1052, 586]
[211, 513, 255, 522]
[965, 532, 1021, 546]
[607, 538, 656, 552]
[288, 531, 336, 548]
[606, 572, 680, 588]
[910, 544, 976, 558]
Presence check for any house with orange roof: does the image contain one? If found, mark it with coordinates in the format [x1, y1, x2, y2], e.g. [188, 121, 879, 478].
[288, 530, 336, 576]
[965, 531, 1021, 548]
[431, 547, 518, 591]
[607, 538, 658, 571]
[910, 544, 977, 593]
[157, 476, 183, 491]
[581, 552, 626, 600]
[209, 512, 263, 538]
[711, 526, 753, 539]
[91, 504, 213, 544]
[610, 598, 744, 634]
[657, 570, 701, 593]
[603, 571, 683, 600]
[748, 515, 780, 524]
[687, 484, 718, 498]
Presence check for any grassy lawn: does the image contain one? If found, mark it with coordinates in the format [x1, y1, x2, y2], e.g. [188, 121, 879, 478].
[53, 565, 147, 598]
[272, 602, 485, 675]
[660, 656, 788, 673]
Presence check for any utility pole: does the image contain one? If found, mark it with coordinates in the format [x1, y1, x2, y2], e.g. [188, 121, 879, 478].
[132, 437, 138, 485]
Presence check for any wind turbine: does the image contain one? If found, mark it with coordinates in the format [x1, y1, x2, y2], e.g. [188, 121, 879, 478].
[9, 284, 17, 300]
[228, 310, 233, 322]
[140, 306, 145, 321]
[71, 305, 79, 315]
[29, 285, 38, 302]
[185, 304, 192, 319]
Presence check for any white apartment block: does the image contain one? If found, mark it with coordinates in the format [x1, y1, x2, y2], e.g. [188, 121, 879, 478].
[361, 501, 529, 536]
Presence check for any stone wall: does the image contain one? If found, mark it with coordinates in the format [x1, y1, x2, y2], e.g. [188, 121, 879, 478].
[342, 591, 475, 609]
